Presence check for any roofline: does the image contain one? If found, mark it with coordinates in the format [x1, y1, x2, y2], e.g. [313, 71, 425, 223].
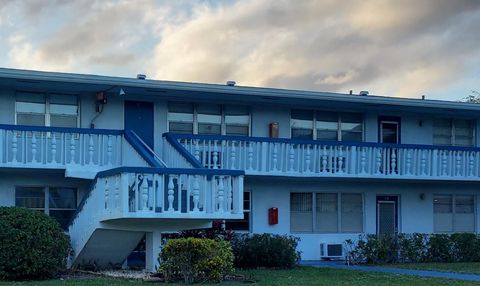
[0, 67, 479, 112]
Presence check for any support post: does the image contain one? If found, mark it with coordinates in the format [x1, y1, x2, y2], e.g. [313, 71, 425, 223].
[145, 231, 163, 272]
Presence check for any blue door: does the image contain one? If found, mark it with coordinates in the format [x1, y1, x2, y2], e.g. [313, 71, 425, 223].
[124, 101, 154, 149]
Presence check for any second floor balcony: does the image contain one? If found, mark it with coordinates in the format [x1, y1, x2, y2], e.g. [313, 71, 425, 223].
[165, 133, 480, 181]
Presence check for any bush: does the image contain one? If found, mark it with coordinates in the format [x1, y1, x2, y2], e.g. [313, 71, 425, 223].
[346, 233, 480, 265]
[171, 220, 235, 241]
[0, 207, 70, 280]
[232, 234, 300, 268]
[159, 237, 233, 283]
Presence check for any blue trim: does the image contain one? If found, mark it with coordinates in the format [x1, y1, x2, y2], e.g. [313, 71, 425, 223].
[124, 130, 164, 168]
[165, 132, 480, 152]
[0, 124, 123, 135]
[67, 166, 244, 228]
[163, 133, 204, 168]
[97, 166, 244, 178]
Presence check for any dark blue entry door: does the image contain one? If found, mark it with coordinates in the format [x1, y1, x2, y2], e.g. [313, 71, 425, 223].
[124, 101, 154, 149]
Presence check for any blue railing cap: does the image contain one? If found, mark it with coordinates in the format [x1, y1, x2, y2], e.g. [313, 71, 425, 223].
[0, 124, 123, 135]
[97, 166, 244, 178]
[164, 132, 480, 152]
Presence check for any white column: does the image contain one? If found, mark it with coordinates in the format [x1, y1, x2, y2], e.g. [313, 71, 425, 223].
[145, 231, 163, 272]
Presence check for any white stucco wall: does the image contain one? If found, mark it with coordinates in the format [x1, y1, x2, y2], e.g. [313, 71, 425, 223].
[245, 177, 480, 260]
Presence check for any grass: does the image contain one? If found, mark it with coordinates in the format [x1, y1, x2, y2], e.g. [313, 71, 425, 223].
[387, 262, 480, 275]
[1, 267, 480, 286]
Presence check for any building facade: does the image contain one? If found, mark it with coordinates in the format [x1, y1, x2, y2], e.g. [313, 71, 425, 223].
[1, 68, 480, 270]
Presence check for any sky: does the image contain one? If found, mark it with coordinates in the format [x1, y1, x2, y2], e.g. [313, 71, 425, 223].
[0, 0, 479, 101]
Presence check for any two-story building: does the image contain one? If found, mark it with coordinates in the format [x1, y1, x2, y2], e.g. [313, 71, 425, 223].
[1, 67, 480, 270]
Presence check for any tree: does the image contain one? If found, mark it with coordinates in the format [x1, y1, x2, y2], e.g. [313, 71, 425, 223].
[464, 90, 480, 103]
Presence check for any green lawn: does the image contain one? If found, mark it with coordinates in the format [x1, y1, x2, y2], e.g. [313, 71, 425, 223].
[1, 267, 479, 286]
[388, 262, 480, 275]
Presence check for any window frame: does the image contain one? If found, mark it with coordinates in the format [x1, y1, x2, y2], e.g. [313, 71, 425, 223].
[15, 185, 79, 230]
[290, 109, 364, 141]
[432, 118, 475, 147]
[433, 193, 476, 233]
[167, 102, 251, 136]
[15, 92, 80, 128]
[290, 192, 365, 234]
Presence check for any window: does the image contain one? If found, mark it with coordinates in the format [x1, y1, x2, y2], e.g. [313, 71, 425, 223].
[290, 192, 363, 233]
[433, 119, 474, 147]
[16, 92, 79, 128]
[434, 194, 475, 233]
[15, 186, 77, 230]
[290, 109, 363, 141]
[168, 102, 250, 136]
[225, 191, 251, 231]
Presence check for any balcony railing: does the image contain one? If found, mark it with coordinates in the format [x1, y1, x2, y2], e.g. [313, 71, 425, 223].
[0, 124, 124, 169]
[167, 133, 480, 181]
[68, 167, 244, 262]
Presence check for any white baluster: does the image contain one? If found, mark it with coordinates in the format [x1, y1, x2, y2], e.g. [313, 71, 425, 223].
[31, 132, 37, 163]
[167, 176, 175, 212]
[51, 133, 57, 164]
[455, 151, 462, 176]
[405, 149, 412, 175]
[140, 175, 149, 210]
[230, 142, 236, 169]
[70, 134, 76, 164]
[305, 145, 311, 173]
[194, 141, 200, 161]
[212, 142, 219, 169]
[337, 146, 344, 173]
[115, 175, 120, 209]
[88, 134, 94, 165]
[391, 149, 397, 174]
[321, 146, 328, 173]
[375, 148, 382, 174]
[420, 150, 427, 175]
[226, 177, 232, 212]
[217, 176, 225, 213]
[11, 132, 18, 163]
[107, 135, 113, 166]
[441, 150, 448, 176]
[104, 178, 109, 210]
[360, 147, 367, 174]
[469, 152, 475, 177]
[289, 144, 295, 172]
[192, 175, 200, 212]
[248, 142, 254, 170]
[272, 143, 278, 171]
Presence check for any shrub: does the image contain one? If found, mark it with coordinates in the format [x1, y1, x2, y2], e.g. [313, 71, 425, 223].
[232, 234, 300, 268]
[427, 234, 453, 262]
[0, 207, 70, 280]
[398, 233, 427, 263]
[173, 220, 235, 241]
[450, 233, 480, 262]
[159, 237, 233, 283]
[346, 233, 480, 265]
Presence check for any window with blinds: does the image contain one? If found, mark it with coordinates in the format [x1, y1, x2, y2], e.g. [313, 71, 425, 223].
[434, 194, 474, 233]
[290, 192, 363, 233]
[15, 186, 77, 230]
[433, 119, 474, 147]
[16, 92, 79, 128]
[167, 102, 250, 136]
[290, 109, 363, 141]
[290, 193, 313, 232]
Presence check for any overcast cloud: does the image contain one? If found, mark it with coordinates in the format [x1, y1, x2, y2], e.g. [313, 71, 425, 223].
[0, 0, 479, 100]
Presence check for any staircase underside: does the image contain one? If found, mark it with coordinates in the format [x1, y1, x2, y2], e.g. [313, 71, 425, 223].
[73, 229, 145, 268]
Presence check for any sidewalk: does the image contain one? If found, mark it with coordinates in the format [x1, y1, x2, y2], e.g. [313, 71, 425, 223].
[300, 260, 480, 282]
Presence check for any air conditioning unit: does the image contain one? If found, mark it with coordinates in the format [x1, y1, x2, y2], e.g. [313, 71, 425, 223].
[320, 243, 344, 260]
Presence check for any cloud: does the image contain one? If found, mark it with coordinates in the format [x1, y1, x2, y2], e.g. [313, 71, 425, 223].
[149, 0, 480, 98]
[2, 0, 480, 99]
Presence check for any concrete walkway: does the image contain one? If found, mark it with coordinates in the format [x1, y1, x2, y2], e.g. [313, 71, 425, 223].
[300, 261, 480, 282]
